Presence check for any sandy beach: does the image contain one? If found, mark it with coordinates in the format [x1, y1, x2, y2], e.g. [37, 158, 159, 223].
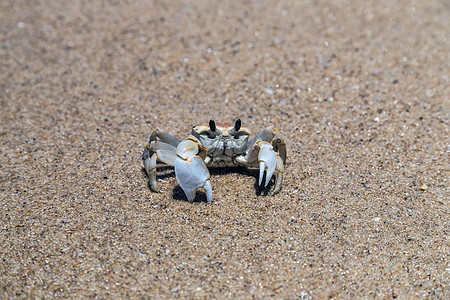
[1, 0, 448, 298]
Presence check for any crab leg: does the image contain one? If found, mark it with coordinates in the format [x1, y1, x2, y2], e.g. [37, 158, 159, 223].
[144, 153, 158, 191]
[143, 129, 181, 191]
[149, 129, 181, 147]
[143, 142, 177, 192]
[174, 140, 212, 203]
[273, 155, 284, 193]
[271, 128, 287, 164]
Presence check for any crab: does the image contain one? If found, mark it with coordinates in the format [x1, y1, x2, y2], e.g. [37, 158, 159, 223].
[142, 119, 286, 203]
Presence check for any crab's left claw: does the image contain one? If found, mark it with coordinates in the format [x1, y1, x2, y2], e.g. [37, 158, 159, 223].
[258, 141, 284, 194]
[174, 140, 213, 203]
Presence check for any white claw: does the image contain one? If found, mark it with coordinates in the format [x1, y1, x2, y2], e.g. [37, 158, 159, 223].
[258, 142, 277, 187]
[259, 161, 265, 186]
[175, 140, 212, 203]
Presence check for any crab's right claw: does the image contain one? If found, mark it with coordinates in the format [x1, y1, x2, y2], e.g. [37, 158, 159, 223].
[174, 140, 212, 203]
[258, 141, 284, 194]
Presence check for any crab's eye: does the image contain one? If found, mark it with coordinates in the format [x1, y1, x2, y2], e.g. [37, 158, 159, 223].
[234, 119, 241, 131]
[209, 120, 216, 132]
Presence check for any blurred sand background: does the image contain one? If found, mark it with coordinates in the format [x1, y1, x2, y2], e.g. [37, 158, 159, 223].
[1, 0, 449, 298]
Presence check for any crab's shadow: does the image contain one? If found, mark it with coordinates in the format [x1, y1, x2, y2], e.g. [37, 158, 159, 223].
[142, 165, 274, 203]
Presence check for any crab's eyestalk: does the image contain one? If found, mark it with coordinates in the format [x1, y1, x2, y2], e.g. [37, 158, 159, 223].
[234, 119, 241, 132]
[209, 119, 216, 132]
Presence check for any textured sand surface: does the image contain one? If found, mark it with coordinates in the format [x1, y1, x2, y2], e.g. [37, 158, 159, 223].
[1, 0, 449, 298]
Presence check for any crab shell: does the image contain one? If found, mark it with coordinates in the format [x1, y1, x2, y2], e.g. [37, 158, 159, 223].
[191, 120, 251, 165]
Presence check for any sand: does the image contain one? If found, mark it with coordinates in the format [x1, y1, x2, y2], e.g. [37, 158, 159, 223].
[1, 0, 449, 298]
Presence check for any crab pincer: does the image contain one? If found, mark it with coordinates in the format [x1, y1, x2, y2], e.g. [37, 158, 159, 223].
[174, 140, 213, 203]
[256, 141, 284, 194]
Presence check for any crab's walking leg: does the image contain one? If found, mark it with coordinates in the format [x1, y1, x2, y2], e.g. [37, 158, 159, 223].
[271, 128, 287, 164]
[273, 155, 284, 193]
[175, 140, 212, 203]
[150, 129, 180, 147]
[144, 153, 158, 191]
[143, 129, 181, 191]
[143, 142, 177, 192]
[257, 141, 284, 194]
